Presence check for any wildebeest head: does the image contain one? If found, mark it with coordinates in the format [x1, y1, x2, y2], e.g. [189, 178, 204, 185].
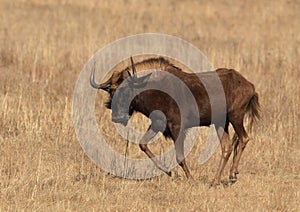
[90, 57, 151, 125]
[90, 63, 130, 98]
[90, 56, 171, 97]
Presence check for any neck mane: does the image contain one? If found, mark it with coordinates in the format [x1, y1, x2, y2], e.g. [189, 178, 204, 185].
[126, 57, 181, 73]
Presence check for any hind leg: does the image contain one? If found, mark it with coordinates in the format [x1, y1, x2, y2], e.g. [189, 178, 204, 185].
[231, 133, 239, 175]
[211, 125, 232, 187]
[229, 121, 249, 182]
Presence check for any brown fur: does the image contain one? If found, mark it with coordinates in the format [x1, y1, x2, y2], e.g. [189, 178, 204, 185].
[90, 57, 260, 186]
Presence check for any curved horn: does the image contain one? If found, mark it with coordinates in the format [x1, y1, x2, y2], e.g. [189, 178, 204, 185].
[90, 62, 111, 92]
[130, 56, 137, 76]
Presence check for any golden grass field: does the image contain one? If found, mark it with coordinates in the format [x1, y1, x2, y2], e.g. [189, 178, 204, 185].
[0, 0, 299, 211]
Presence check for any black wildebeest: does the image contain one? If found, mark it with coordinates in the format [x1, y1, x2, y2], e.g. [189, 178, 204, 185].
[90, 57, 260, 186]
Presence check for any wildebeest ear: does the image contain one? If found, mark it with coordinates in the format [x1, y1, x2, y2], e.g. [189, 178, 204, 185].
[130, 73, 152, 88]
[122, 68, 131, 78]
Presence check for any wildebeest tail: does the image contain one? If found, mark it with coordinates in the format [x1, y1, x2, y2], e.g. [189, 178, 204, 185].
[232, 92, 260, 152]
[245, 92, 261, 133]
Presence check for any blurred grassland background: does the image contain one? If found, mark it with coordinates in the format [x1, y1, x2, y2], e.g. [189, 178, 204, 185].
[0, 0, 299, 211]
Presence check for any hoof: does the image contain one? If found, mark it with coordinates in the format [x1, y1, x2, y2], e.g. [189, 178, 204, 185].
[166, 171, 172, 177]
[210, 181, 220, 188]
[229, 178, 237, 183]
[209, 183, 220, 189]
[229, 175, 237, 183]
[158, 164, 171, 177]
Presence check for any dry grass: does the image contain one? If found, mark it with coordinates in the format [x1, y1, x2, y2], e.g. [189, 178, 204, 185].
[0, 0, 299, 211]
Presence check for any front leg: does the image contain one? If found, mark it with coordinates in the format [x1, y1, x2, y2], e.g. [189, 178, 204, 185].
[139, 126, 171, 176]
[168, 124, 192, 179]
[174, 131, 192, 179]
